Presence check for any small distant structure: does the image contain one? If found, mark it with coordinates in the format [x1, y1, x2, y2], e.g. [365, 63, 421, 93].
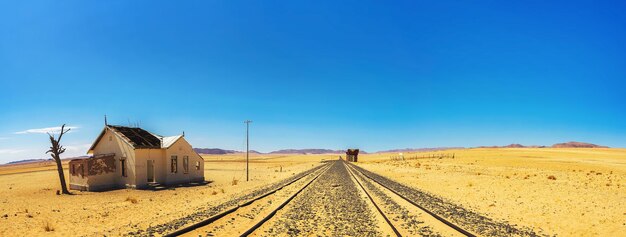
[346, 149, 359, 162]
[69, 125, 204, 191]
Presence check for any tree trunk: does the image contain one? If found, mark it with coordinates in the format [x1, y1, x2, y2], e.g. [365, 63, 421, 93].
[47, 124, 72, 195]
[53, 155, 70, 194]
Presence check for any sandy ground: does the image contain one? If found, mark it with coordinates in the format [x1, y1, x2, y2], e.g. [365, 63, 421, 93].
[0, 153, 334, 236]
[1, 148, 624, 236]
[356, 148, 626, 236]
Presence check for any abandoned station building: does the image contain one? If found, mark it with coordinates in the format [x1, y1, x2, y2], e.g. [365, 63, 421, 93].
[69, 125, 204, 191]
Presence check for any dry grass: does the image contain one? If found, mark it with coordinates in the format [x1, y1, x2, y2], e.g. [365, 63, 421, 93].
[232, 178, 239, 186]
[43, 222, 54, 232]
[548, 175, 557, 180]
[125, 196, 138, 204]
[211, 190, 218, 195]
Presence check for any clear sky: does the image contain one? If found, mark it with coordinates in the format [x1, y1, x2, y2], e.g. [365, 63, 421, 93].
[1, 1, 625, 163]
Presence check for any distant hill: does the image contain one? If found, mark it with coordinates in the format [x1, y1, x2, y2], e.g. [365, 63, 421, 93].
[194, 148, 348, 155]
[5, 158, 52, 165]
[269, 149, 345, 154]
[195, 148, 367, 155]
[194, 148, 238, 154]
[552, 142, 608, 148]
[477, 141, 607, 148]
[478, 144, 544, 148]
[2, 156, 88, 166]
[193, 148, 261, 154]
[377, 147, 464, 153]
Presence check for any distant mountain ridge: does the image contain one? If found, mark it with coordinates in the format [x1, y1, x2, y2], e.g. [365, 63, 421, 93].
[5, 158, 51, 165]
[193, 148, 261, 154]
[193, 148, 352, 155]
[269, 149, 345, 154]
[478, 144, 546, 148]
[376, 147, 464, 153]
[552, 141, 608, 148]
[2, 156, 88, 166]
[478, 141, 608, 148]
[193, 148, 237, 154]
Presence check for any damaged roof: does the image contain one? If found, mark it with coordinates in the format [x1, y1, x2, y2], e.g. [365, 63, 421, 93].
[88, 125, 184, 153]
[107, 125, 162, 149]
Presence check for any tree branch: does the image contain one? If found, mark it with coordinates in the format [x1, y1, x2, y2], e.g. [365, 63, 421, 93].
[57, 124, 67, 142]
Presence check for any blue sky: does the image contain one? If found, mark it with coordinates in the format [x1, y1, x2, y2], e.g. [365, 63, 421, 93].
[1, 1, 625, 163]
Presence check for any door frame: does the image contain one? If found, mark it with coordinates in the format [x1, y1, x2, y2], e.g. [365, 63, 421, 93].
[147, 160, 155, 183]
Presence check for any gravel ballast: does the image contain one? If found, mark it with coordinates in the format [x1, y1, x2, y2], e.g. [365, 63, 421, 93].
[347, 164, 442, 236]
[128, 163, 328, 236]
[265, 160, 381, 237]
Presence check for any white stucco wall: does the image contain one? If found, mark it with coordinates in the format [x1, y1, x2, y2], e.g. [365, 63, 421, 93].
[88, 128, 136, 189]
[163, 137, 204, 185]
[134, 149, 165, 188]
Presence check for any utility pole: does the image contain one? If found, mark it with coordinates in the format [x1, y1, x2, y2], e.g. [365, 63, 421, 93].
[244, 120, 252, 181]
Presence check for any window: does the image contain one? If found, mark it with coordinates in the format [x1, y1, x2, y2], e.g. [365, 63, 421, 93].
[120, 158, 126, 177]
[195, 161, 200, 170]
[183, 156, 189, 173]
[171, 156, 178, 173]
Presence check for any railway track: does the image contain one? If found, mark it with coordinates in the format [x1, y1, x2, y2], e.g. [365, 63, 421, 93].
[346, 162, 542, 237]
[344, 161, 403, 237]
[345, 161, 475, 237]
[259, 159, 387, 236]
[164, 162, 332, 237]
[152, 159, 541, 237]
[170, 160, 474, 236]
[238, 163, 331, 236]
[240, 160, 391, 236]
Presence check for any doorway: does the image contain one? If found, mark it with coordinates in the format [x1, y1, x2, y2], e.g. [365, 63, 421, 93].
[147, 160, 155, 183]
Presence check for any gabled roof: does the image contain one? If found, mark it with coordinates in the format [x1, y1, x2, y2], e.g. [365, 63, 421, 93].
[107, 125, 162, 149]
[160, 135, 183, 148]
[88, 125, 185, 153]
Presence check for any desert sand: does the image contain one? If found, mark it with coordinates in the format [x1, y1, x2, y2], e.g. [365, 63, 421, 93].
[0, 153, 333, 236]
[0, 148, 624, 236]
[356, 148, 626, 236]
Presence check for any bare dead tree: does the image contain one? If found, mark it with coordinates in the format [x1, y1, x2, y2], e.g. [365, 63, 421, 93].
[46, 124, 71, 195]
